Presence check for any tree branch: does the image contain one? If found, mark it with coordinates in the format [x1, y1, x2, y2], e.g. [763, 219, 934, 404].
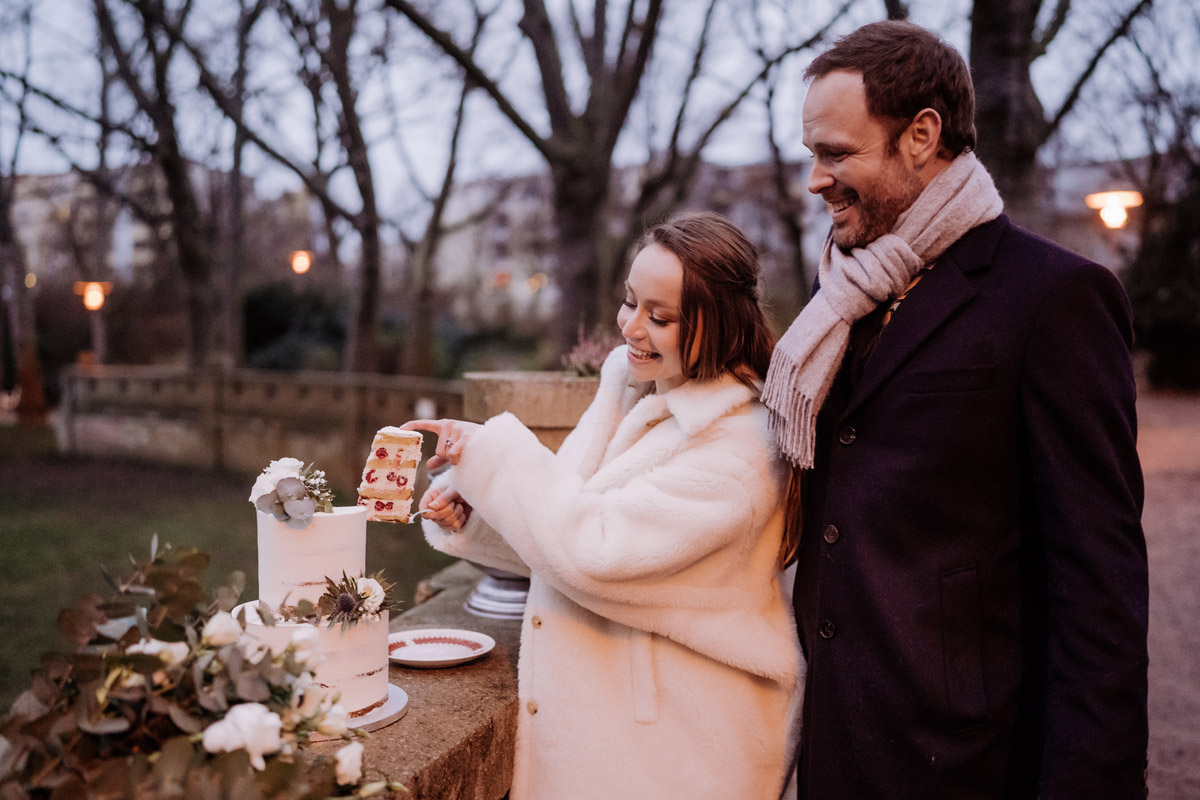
[1032, 0, 1071, 58]
[1045, 0, 1153, 142]
[383, 0, 554, 160]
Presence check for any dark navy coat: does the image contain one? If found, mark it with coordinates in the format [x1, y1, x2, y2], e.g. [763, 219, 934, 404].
[793, 214, 1148, 799]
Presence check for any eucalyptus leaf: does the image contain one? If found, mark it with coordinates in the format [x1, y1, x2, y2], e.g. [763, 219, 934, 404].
[215, 586, 238, 613]
[235, 673, 270, 702]
[166, 703, 204, 735]
[77, 715, 131, 735]
[255, 492, 278, 514]
[124, 653, 165, 676]
[255, 605, 276, 628]
[274, 477, 306, 501]
[176, 551, 211, 577]
[99, 564, 121, 594]
[153, 736, 195, 785]
[227, 570, 247, 598]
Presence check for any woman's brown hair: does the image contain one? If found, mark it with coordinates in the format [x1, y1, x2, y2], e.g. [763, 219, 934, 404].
[641, 211, 796, 567]
[642, 211, 774, 390]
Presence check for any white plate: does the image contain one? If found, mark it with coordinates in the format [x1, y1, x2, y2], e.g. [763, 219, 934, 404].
[388, 628, 496, 668]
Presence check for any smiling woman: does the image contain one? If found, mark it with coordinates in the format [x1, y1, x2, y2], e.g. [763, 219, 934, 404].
[401, 211, 801, 800]
[617, 244, 686, 393]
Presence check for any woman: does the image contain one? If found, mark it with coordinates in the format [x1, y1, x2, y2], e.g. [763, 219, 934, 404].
[403, 212, 802, 799]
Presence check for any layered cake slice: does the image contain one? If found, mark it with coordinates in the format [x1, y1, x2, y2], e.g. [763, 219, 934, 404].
[358, 427, 423, 522]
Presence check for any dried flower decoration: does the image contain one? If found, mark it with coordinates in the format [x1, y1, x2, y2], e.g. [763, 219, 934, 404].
[562, 325, 623, 377]
[250, 457, 334, 526]
[316, 572, 395, 630]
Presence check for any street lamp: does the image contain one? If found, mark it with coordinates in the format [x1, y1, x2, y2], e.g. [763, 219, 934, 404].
[73, 281, 113, 311]
[1085, 190, 1143, 230]
[290, 250, 313, 274]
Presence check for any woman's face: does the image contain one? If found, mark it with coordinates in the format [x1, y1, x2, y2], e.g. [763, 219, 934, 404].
[617, 243, 687, 393]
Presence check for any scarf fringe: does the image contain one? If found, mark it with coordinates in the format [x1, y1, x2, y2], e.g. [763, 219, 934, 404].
[762, 357, 816, 469]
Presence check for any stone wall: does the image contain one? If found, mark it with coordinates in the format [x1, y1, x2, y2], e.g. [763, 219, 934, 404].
[56, 365, 464, 489]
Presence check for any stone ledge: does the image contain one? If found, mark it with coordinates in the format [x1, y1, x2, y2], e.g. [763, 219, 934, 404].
[310, 561, 521, 799]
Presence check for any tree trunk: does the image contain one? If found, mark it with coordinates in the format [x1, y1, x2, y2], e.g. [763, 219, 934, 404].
[969, 0, 1050, 227]
[550, 160, 611, 353]
[0, 221, 46, 422]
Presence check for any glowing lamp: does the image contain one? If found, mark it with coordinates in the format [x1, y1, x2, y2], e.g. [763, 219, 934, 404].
[290, 250, 313, 274]
[73, 281, 113, 311]
[1085, 190, 1143, 230]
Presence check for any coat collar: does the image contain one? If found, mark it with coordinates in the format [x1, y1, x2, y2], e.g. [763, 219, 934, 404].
[601, 345, 758, 436]
[841, 214, 1009, 417]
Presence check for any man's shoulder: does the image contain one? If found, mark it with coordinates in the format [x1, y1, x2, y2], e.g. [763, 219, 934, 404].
[949, 213, 1112, 284]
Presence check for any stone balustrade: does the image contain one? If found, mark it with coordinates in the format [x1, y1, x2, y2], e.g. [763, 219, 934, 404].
[55, 365, 464, 489]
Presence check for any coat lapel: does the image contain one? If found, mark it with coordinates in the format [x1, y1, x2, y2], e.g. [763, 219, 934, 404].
[841, 215, 1008, 418]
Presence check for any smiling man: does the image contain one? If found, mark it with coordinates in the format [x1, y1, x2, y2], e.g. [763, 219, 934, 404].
[763, 20, 1149, 800]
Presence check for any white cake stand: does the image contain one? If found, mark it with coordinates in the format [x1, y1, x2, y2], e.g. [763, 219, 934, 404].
[309, 683, 409, 741]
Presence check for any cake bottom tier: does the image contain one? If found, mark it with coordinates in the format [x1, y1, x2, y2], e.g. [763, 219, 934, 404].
[235, 602, 390, 718]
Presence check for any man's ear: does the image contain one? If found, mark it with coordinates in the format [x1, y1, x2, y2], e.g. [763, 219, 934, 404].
[903, 108, 943, 170]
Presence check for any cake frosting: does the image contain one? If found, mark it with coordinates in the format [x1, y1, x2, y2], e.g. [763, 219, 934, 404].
[257, 506, 367, 609]
[237, 602, 390, 718]
[358, 427, 422, 522]
[241, 458, 391, 718]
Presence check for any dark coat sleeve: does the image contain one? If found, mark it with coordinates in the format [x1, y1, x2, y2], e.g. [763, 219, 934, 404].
[1018, 261, 1148, 798]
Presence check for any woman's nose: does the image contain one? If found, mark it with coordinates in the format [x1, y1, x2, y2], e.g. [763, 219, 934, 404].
[620, 312, 642, 339]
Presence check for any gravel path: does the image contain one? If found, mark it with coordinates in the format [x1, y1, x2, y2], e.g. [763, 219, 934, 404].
[1137, 390, 1200, 799]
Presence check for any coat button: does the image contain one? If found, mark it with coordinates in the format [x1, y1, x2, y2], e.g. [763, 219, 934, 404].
[838, 426, 857, 445]
[822, 524, 840, 544]
[531, 615, 543, 629]
[527, 700, 538, 715]
[819, 619, 837, 639]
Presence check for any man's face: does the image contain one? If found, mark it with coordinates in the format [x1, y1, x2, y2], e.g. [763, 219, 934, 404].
[802, 70, 923, 251]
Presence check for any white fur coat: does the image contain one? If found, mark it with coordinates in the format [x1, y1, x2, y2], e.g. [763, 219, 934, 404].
[423, 346, 803, 799]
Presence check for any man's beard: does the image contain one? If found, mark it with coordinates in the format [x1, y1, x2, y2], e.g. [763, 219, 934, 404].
[832, 158, 924, 251]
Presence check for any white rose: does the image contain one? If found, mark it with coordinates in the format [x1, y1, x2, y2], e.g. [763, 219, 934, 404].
[202, 703, 282, 771]
[240, 638, 272, 666]
[248, 457, 305, 503]
[334, 740, 364, 786]
[318, 703, 350, 736]
[358, 578, 385, 614]
[296, 681, 328, 718]
[127, 638, 190, 666]
[201, 611, 243, 646]
[289, 626, 324, 670]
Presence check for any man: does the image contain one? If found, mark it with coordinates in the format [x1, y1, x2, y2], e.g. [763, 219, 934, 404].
[763, 20, 1149, 799]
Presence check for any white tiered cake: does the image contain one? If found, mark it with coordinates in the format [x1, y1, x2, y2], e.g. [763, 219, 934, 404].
[237, 460, 392, 719]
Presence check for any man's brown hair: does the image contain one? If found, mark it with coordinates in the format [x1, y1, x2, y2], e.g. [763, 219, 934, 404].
[805, 20, 976, 158]
[641, 211, 774, 391]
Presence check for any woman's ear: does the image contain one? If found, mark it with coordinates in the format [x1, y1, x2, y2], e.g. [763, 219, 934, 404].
[903, 107, 943, 170]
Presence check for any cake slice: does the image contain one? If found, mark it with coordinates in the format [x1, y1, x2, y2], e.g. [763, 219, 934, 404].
[358, 427, 423, 522]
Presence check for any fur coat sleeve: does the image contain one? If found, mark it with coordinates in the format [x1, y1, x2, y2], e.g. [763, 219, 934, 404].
[424, 346, 796, 686]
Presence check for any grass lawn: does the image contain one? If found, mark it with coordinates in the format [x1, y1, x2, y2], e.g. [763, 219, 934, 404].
[0, 423, 453, 711]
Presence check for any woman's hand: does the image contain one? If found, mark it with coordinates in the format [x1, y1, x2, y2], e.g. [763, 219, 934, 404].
[401, 418, 482, 469]
[419, 486, 471, 532]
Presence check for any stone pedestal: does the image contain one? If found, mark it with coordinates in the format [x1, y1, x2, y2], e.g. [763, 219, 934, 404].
[460, 371, 600, 619]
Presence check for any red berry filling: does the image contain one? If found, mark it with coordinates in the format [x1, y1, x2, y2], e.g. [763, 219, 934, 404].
[365, 469, 377, 483]
[375, 447, 387, 458]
